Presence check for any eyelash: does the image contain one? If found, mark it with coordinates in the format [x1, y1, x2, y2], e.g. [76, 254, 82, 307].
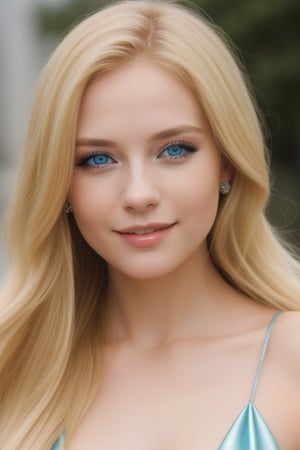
[75, 152, 116, 172]
[160, 141, 198, 161]
[76, 140, 198, 172]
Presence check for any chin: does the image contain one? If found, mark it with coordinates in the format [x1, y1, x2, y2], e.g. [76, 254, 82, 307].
[109, 261, 179, 281]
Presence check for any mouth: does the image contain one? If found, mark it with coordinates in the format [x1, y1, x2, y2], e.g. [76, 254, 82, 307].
[127, 228, 160, 235]
[115, 223, 176, 248]
[117, 222, 176, 235]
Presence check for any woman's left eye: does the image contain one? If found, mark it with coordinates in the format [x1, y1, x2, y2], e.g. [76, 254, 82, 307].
[159, 142, 198, 160]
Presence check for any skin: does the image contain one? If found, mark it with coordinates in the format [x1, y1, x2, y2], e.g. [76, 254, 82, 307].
[68, 58, 300, 449]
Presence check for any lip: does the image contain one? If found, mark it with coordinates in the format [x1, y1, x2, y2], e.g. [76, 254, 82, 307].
[117, 222, 176, 234]
[115, 222, 176, 248]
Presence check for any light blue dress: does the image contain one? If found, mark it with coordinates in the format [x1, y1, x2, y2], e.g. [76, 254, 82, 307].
[218, 311, 281, 449]
[51, 311, 281, 450]
[51, 432, 64, 450]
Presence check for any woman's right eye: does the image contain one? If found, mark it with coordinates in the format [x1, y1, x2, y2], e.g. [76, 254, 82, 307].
[76, 152, 116, 170]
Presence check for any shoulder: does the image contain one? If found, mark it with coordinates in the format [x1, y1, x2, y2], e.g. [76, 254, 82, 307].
[269, 311, 300, 375]
[265, 311, 300, 446]
[275, 310, 300, 333]
[271, 311, 300, 362]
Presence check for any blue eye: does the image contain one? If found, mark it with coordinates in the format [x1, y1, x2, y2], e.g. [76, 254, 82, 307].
[77, 152, 115, 168]
[159, 142, 197, 160]
[89, 154, 112, 166]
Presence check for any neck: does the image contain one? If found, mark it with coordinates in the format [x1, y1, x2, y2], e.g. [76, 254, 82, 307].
[105, 250, 235, 348]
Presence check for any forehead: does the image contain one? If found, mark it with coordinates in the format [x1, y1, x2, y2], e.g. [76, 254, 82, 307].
[77, 57, 210, 139]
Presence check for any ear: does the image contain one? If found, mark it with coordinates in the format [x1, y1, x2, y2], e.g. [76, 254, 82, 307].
[220, 158, 234, 183]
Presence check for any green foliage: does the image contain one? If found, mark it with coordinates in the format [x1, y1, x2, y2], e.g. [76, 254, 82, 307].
[37, 0, 107, 36]
[194, 0, 300, 157]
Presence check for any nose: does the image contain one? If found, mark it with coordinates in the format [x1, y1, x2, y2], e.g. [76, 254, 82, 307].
[122, 166, 160, 213]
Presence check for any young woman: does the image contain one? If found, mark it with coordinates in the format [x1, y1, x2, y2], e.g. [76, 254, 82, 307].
[1, 1, 300, 449]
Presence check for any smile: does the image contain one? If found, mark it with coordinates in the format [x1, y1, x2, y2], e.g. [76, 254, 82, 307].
[118, 223, 175, 234]
[129, 229, 157, 235]
[116, 223, 176, 248]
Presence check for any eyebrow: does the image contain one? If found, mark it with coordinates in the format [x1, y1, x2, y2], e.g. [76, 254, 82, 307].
[150, 125, 203, 141]
[76, 125, 203, 147]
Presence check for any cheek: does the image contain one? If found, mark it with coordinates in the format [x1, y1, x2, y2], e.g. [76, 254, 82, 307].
[170, 161, 221, 208]
[170, 161, 221, 237]
[68, 176, 113, 230]
[181, 183, 220, 226]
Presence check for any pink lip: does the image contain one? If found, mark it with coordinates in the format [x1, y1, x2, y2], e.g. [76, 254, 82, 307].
[118, 223, 175, 233]
[116, 222, 176, 248]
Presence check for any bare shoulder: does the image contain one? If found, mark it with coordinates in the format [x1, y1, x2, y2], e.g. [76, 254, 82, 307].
[266, 311, 300, 387]
[271, 311, 300, 371]
[264, 311, 300, 448]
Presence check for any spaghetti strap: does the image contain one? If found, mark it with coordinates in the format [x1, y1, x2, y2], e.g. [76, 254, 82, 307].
[50, 432, 64, 450]
[249, 310, 282, 403]
[219, 311, 282, 449]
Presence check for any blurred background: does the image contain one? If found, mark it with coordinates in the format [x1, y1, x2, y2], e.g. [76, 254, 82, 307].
[0, 0, 299, 281]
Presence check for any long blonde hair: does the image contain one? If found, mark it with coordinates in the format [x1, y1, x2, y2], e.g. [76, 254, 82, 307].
[1, 1, 299, 448]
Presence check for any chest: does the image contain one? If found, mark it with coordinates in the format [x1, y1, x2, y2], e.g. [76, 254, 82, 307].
[67, 338, 291, 450]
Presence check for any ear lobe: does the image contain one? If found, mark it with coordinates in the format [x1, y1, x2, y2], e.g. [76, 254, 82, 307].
[221, 160, 234, 183]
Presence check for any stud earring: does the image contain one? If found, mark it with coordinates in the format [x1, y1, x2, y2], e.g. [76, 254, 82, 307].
[219, 181, 231, 195]
[65, 201, 73, 214]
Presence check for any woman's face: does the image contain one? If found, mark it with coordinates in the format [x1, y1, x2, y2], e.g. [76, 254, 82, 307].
[68, 57, 231, 279]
